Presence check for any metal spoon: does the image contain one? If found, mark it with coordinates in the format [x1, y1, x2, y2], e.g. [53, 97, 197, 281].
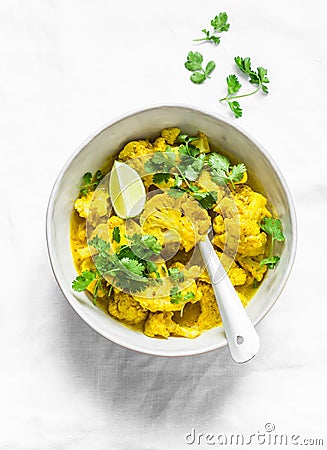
[198, 235, 260, 363]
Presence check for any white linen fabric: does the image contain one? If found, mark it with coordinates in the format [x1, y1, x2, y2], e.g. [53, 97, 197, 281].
[0, 0, 326, 448]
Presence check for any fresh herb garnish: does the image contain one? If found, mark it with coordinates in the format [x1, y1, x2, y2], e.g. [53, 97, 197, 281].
[168, 267, 185, 283]
[145, 139, 216, 208]
[260, 217, 285, 242]
[168, 186, 217, 210]
[184, 51, 216, 84]
[184, 291, 195, 301]
[79, 170, 103, 196]
[259, 255, 280, 269]
[260, 218, 285, 269]
[72, 269, 107, 305]
[88, 236, 149, 293]
[72, 270, 97, 292]
[177, 134, 199, 156]
[220, 57, 269, 118]
[170, 287, 195, 317]
[112, 227, 121, 243]
[194, 12, 230, 45]
[144, 151, 176, 174]
[170, 286, 183, 304]
[207, 152, 246, 189]
[128, 233, 162, 260]
[152, 172, 171, 184]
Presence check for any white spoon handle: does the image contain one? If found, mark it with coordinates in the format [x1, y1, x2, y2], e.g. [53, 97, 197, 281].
[199, 236, 260, 363]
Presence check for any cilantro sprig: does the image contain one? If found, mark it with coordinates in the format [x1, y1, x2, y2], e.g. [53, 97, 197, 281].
[168, 267, 185, 283]
[184, 51, 216, 84]
[145, 138, 217, 209]
[260, 218, 285, 269]
[72, 269, 108, 305]
[170, 286, 195, 316]
[168, 185, 217, 210]
[194, 12, 230, 45]
[72, 233, 164, 297]
[220, 57, 270, 118]
[168, 266, 195, 315]
[79, 170, 103, 196]
[207, 152, 246, 189]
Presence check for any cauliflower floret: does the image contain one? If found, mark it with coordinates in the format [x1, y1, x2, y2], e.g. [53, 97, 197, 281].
[76, 246, 92, 259]
[196, 282, 222, 331]
[212, 185, 271, 257]
[152, 137, 168, 153]
[160, 127, 181, 145]
[228, 266, 247, 286]
[135, 278, 200, 313]
[236, 256, 267, 282]
[140, 193, 210, 253]
[197, 256, 247, 287]
[74, 189, 108, 225]
[192, 131, 211, 153]
[109, 289, 148, 324]
[144, 312, 200, 339]
[74, 192, 93, 218]
[118, 140, 153, 161]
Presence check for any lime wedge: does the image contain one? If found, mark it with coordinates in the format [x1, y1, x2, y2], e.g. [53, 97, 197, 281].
[109, 161, 146, 219]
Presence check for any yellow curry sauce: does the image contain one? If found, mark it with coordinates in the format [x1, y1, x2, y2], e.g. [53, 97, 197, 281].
[70, 128, 272, 339]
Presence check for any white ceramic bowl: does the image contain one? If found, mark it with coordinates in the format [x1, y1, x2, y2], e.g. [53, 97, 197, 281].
[46, 104, 297, 357]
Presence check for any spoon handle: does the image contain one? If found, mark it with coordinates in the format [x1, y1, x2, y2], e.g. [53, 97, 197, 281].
[199, 237, 260, 363]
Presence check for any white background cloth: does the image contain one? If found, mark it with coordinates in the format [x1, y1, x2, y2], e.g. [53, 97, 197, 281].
[1, 1, 326, 449]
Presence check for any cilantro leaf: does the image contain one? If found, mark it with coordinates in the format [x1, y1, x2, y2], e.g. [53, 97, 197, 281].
[230, 163, 247, 182]
[234, 56, 252, 74]
[260, 218, 285, 242]
[227, 74, 242, 95]
[119, 257, 145, 277]
[112, 227, 121, 243]
[144, 151, 176, 174]
[194, 12, 230, 45]
[192, 190, 217, 209]
[260, 256, 280, 269]
[130, 233, 162, 256]
[146, 261, 159, 274]
[88, 236, 111, 253]
[228, 101, 243, 118]
[184, 51, 203, 71]
[190, 72, 206, 84]
[168, 188, 185, 198]
[207, 153, 230, 172]
[259, 218, 285, 270]
[177, 134, 200, 157]
[152, 172, 171, 184]
[208, 152, 246, 188]
[184, 291, 195, 301]
[178, 154, 205, 181]
[205, 61, 216, 76]
[72, 270, 96, 292]
[168, 267, 185, 283]
[211, 12, 230, 33]
[170, 286, 183, 304]
[185, 51, 215, 84]
[79, 170, 103, 196]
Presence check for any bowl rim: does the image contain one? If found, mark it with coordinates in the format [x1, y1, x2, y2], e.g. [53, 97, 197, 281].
[46, 102, 297, 357]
